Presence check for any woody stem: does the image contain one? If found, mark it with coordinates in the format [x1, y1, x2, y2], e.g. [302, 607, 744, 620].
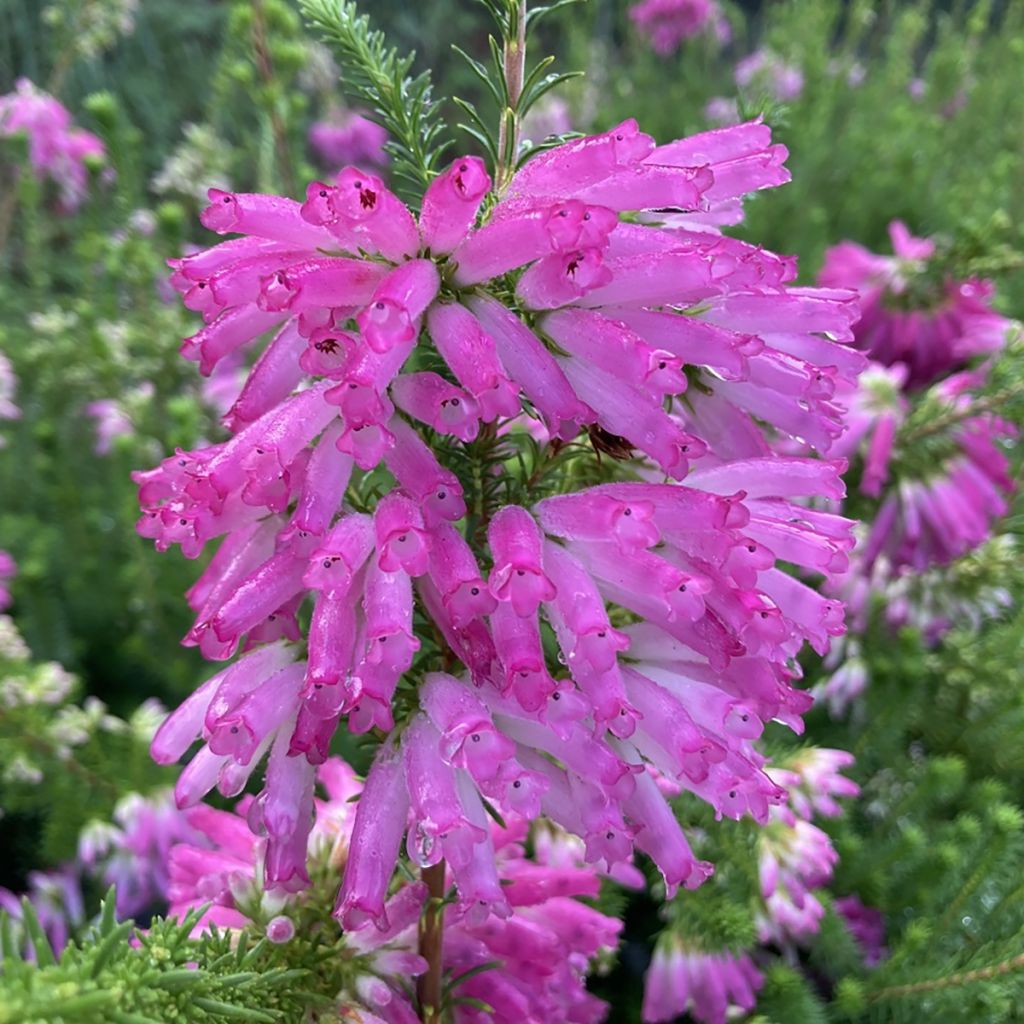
[417, 858, 447, 1022]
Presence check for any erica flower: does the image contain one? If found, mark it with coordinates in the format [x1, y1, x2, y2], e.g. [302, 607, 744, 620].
[0, 78, 105, 210]
[835, 895, 887, 967]
[819, 221, 1014, 389]
[757, 750, 857, 945]
[0, 867, 85, 959]
[308, 109, 389, 171]
[642, 939, 762, 1024]
[830, 362, 908, 497]
[629, 0, 728, 56]
[78, 790, 204, 919]
[855, 375, 1014, 577]
[169, 757, 620, 1023]
[139, 117, 858, 921]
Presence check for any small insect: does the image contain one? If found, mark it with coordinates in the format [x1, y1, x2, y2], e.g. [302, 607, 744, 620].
[587, 425, 636, 462]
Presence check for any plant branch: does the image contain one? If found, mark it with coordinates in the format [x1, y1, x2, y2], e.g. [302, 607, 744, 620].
[496, 0, 528, 191]
[417, 860, 447, 1023]
[868, 953, 1024, 1002]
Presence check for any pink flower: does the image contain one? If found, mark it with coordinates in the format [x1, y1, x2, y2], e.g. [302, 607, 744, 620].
[308, 109, 389, 171]
[0, 868, 84, 959]
[704, 96, 740, 127]
[835, 895, 887, 966]
[0, 352, 19, 424]
[85, 399, 134, 455]
[0, 551, 16, 611]
[78, 790, 204, 918]
[0, 78, 105, 210]
[735, 50, 804, 102]
[642, 940, 762, 1024]
[168, 757, 620, 1023]
[819, 220, 1013, 389]
[757, 749, 858, 945]
[629, 0, 727, 56]
[138, 118, 859, 920]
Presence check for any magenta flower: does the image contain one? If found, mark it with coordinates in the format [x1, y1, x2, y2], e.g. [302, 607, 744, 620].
[308, 109, 389, 171]
[0, 867, 85, 960]
[78, 790, 204, 919]
[0, 551, 15, 612]
[629, 0, 727, 56]
[642, 940, 762, 1024]
[168, 757, 620, 1023]
[835, 895, 887, 967]
[138, 117, 859, 922]
[0, 78, 105, 210]
[819, 220, 1014, 389]
[854, 375, 1015, 576]
[830, 362, 908, 497]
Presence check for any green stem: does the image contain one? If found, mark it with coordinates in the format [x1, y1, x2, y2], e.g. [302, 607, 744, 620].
[496, 0, 528, 192]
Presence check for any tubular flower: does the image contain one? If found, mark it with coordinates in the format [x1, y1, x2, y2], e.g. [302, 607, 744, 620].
[642, 939, 762, 1024]
[757, 750, 858, 945]
[837, 370, 1015, 580]
[819, 220, 1014, 389]
[138, 118, 858, 919]
[168, 757, 620, 1024]
[0, 78, 105, 210]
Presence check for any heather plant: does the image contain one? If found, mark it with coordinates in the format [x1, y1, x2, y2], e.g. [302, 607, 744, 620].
[1, 1, 1023, 1023]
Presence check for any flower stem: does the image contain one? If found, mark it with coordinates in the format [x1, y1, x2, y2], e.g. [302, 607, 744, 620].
[417, 859, 447, 1022]
[496, 0, 528, 192]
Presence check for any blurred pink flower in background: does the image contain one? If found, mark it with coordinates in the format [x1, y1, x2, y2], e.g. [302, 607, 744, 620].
[308, 109, 388, 171]
[0, 78, 105, 210]
[629, 0, 728, 57]
[735, 50, 804, 102]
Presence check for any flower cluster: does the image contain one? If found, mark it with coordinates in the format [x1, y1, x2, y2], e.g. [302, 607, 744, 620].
[819, 221, 1012, 390]
[758, 749, 857, 944]
[168, 757, 620, 1023]
[79, 790, 203, 919]
[138, 117, 859, 933]
[821, 223, 1017, 653]
[642, 942, 762, 1024]
[0, 78, 105, 210]
[628, 0, 728, 56]
[309, 109, 389, 172]
[0, 868, 84, 960]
